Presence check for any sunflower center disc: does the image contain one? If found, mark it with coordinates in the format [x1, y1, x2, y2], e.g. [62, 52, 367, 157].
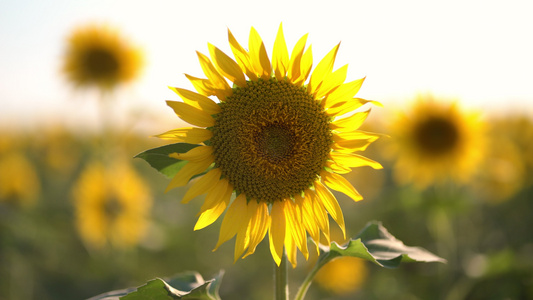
[84, 48, 120, 79]
[211, 79, 332, 203]
[415, 117, 459, 154]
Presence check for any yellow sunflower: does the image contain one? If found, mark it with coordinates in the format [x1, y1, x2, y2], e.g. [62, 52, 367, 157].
[72, 159, 152, 249]
[386, 95, 485, 188]
[0, 151, 40, 207]
[157, 25, 382, 267]
[62, 24, 143, 90]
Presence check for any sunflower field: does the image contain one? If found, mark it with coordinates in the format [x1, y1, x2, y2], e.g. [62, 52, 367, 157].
[2, 18, 533, 300]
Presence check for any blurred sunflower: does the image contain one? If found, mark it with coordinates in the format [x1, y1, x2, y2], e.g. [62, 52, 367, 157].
[0, 151, 40, 207]
[72, 159, 152, 250]
[314, 256, 368, 295]
[156, 25, 382, 267]
[386, 96, 485, 188]
[62, 24, 143, 90]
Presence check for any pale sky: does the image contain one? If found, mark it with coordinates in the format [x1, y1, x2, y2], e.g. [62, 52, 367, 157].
[1, 0, 532, 129]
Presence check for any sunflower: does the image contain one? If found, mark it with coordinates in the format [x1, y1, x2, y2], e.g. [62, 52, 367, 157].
[0, 151, 40, 207]
[386, 95, 485, 188]
[157, 25, 382, 267]
[72, 159, 152, 249]
[62, 24, 143, 90]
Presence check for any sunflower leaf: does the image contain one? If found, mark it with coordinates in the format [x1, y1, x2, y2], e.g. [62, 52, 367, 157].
[319, 221, 446, 269]
[88, 271, 224, 300]
[135, 143, 200, 178]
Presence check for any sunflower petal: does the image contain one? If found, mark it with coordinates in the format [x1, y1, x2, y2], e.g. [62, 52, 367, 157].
[184, 74, 216, 96]
[208, 43, 246, 87]
[293, 45, 313, 86]
[330, 152, 383, 169]
[182, 168, 221, 204]
[194, 179, 233, 230]
[322, 171, 363, 202]
[314, 181, 345, 238]
[295, 194, 320, 254]
[315, 64, 348, 99]
[322, 77, 366, 109]
[308, 43, 340, 95]
[154, 127, 212, 144]
[330, 109, 370, 132]
[168, 87, 221, 115]
[198, 178, 230, 213]
[269, 201, 286, 266]
[228, 28, 258, 81]
[272, 23, 289, 80]
[214, 194, 248, 250]
[166, 100, 215, 127]
[249, 27, 272, 79]
[284, 200, 309, 260]
[244, 201, 270, 258]
[165, 158, 214, 192]
[169, 145, 213, 162]
[287, 33, 308, 83]
[310, 191, 330, 245]
[285, 231, 298, 268]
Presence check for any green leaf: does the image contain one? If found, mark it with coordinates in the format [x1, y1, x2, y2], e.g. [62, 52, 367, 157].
[134, 143, 199, 178]
[320, 221, 446, 268]
[88, 271, 224, 300]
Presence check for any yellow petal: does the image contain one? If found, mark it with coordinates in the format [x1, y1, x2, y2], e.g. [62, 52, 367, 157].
[208, 43, 246, 87]
[308, 43, 340, 95]
[322, 171, 363, 202]
[214, 194, 248, 250]
[234, 204, 252, 262]
[322, 77, 366, 109]
[166, 100, 215, 127]
[165, 158, 214, 192]
[244, 201, 270, 258]
[169, 145, 213, 162]
[199, 178, 230, 213]
[185, 74, 215, 96]
[197, 51, 230, 89]
[332, 131, 380, 153]
[285, 231, 297, 268]
[329, 109, 370, 132]
[287, 33, 308, 83]
[249, 27, 272, 79]
[326, 97, 381, 117]
[228, 28, 258, 81]
[314, 182, 345, 238]
[194, 179, 233, 230]
[326, 160, 352, 174]
[310, 191, 330, 245]
[315, 64, 348, 99]
[284, 200, 309, 260]
[272, 23, 289, 80]
[295, 194, 320, 255]
[269, 201, 286, 266]
[168, 87, 221, 115]
[329, 152, 383, 169]
[182, 168, 221, 204]
[154, 127, 212, 144]
[293, 45, 313, 86]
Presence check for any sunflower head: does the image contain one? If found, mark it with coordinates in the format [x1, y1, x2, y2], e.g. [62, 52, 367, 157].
[72, 159, 152, 249]
[147, 24, 382, 267]
[62, 24, 143, 90]
[386, 95, 486, 188]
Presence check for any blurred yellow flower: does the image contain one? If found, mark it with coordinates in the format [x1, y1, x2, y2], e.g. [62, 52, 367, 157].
[156, 25, 382, 267]
[62, 24, 143, 90]
[314, 256, 368, 295]
[474, 115, 532, 203]
[72, 159, 152, 250]
[386, 96, 485, 188]
[0, 151, 40, 207]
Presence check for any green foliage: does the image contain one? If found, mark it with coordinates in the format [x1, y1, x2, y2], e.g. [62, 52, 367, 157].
[322, 221, 447, 268]
[134, 143, 199, 178]
[89, 271, 223, 300]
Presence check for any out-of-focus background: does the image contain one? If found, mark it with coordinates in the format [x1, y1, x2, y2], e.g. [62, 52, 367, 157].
[1, 1, 532, 299]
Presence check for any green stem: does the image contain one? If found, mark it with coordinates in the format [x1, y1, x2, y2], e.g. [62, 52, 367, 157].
[294, 254, 331, 300]
[274, 250, 289, 300]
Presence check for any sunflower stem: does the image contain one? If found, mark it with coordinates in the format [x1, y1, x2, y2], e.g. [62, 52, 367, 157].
[294, 252, 331, 300]
[274, 250, 289, 300]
